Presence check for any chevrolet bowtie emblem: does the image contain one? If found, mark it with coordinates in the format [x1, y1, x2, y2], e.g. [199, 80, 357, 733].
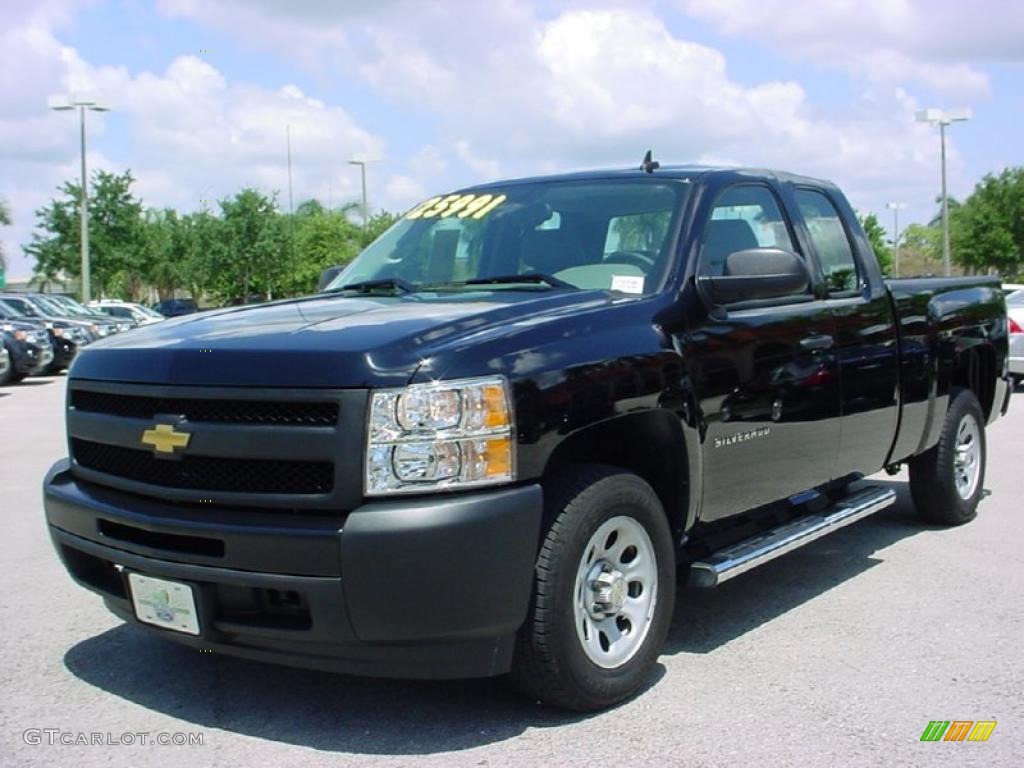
[141, 423, 191, 454]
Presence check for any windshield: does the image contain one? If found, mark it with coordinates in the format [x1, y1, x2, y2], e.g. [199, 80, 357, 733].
[0, 299, 22, 319]
[328, 179, 689, 295]
[50, 296, 92, 315]
[29, 295, 72, 316]
[1, 296, 42, 317]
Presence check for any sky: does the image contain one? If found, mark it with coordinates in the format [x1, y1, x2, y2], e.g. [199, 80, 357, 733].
[1, 0, 1022, 280]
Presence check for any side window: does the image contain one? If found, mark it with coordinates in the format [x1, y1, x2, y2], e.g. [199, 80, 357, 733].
[701, 185, 805, 294]
[794, 188, 859, 294]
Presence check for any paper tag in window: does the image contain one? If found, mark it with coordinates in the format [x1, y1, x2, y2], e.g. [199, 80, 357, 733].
[611, 275, 645, 294]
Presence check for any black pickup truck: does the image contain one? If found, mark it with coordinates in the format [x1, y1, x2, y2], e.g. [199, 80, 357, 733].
[44, 165, 1011, 711]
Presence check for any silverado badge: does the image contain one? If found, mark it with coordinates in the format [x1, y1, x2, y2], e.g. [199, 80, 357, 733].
[141, 423, 191, 455]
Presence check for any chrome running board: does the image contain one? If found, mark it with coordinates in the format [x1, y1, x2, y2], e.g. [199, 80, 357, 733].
[690, 485, 897, 588]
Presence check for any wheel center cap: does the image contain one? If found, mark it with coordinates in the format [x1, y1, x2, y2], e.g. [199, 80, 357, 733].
[588, 565, 628, 616]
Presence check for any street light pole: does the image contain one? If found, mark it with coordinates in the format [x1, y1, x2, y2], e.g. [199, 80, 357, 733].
[49, 94, 109, 303]
[886, 202, 905, 276]
[916, 108, 970, 277]
[939, 121, 950, 277]
[348, 160, 368, 226]
[78, 105, 90, 303]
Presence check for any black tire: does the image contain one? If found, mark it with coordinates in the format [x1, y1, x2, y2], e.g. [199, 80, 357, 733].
[909, 388, 986, 526]
[510, 465, 676, 711]
[0, 364, 24, 385]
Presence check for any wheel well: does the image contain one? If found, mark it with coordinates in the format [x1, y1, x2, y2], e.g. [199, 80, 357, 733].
[542, 410, 689, 539]
[952, 345, 996, 419]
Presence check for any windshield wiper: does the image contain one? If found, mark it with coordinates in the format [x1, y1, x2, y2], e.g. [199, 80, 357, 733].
[332, 278, 416, 294]
[461, 273, 574, 289]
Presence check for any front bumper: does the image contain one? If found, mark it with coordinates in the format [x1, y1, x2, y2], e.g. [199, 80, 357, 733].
[12, 342, 52, 374]
[44, 460, 543, 679]
[51, 338, 77, 370]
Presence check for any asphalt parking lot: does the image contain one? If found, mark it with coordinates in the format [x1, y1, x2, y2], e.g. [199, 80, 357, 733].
[2, 375, 1021, 767]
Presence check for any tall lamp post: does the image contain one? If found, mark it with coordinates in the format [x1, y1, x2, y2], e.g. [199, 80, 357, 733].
[915, 107, 970, 277]
[49, 94, 109, 303]
[886, 202, 905, 277]
[348, 159, 369, 227]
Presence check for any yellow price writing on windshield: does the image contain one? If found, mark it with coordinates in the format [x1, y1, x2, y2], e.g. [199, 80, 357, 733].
[405, 193, 507, 221]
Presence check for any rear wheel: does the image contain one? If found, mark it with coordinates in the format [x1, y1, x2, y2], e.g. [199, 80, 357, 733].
[510, 466, 675, 711]
[909, 388, 986, 526]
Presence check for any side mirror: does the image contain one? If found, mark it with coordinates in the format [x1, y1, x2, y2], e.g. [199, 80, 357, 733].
[697, 248, 809, 305]
[318, 265, 343, 292]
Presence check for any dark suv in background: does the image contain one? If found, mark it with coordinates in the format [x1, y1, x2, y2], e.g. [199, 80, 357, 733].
[151, 298, 198, 317]
[0, 294, 118, 343]
[0, 298, 91, 375]
[0, 318, 53, 385]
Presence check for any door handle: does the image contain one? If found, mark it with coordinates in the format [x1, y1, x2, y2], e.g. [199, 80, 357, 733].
[800, 334, 835, 351]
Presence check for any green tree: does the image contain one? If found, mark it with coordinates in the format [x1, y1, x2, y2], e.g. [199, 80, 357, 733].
[858, 212, 893, 276]
[25, 170, 144, 298]
[284, 204, 363, 294]
[210, 188, 286, 303]
[0, 198, 11, 273]
[359, 210, 399, 248]
[135, 208, 192, 301]
[951, 167, 1024, 276]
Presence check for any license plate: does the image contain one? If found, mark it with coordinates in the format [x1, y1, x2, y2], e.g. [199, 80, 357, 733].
[128, 573, 200, 635]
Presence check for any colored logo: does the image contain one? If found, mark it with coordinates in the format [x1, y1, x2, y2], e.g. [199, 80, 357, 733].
[920, 721, 997, 742]
[141, 423, 191, 455]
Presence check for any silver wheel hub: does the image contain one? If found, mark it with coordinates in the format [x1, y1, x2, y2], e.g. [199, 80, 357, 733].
[587, 565, 629, 617]
[953, 414, 982, 500]
[573, 516, 658, 669]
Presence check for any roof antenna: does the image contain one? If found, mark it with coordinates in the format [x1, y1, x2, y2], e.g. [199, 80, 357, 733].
[640, 149, 660, 174]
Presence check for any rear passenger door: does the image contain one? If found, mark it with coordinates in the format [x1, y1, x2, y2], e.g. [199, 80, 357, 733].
[790, 187, 900, 477]
[681, 183, 842, 523]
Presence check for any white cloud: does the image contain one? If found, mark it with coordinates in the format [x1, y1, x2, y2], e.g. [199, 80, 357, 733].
[679, 0, 1024, 96]
[0, 16, 387, 278]
[5, 1, 1006, 276]
[382, 174, 426, 210]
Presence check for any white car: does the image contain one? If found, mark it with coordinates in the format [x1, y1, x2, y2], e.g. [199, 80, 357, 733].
[1008, 289, 1024, 387]
[88, 300, 165, 327]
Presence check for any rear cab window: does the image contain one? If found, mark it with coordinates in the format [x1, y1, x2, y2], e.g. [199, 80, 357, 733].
[793, 188, 861, 296]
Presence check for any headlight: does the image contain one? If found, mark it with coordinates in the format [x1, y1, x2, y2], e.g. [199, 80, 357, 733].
[365, 376, 515, 495]
[96, 325, 109, 337]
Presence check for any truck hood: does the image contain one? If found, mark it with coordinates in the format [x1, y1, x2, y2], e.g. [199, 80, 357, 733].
[69, 289, 616, 388]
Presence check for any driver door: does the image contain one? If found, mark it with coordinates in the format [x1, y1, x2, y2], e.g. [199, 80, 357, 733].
[679, 182, 842, 523]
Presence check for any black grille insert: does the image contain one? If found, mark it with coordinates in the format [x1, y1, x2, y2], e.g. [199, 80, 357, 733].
[70, 389, 338, 426]
[98, 519, 225, 557]
[72, 438, 334, 495]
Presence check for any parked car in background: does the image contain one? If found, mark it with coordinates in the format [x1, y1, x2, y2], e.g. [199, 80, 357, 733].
[0, 319, 53, 385]
[1001, 283, 1024, 296]
[39, 294, 134, 334]
[0, 345, 10, 382]
[0, 299, 88, 374]
[0, 294, 118, 341]
[1008, 289, 1024, 388]
[89, 300, 165, 326]
[151, 298, 198, 317]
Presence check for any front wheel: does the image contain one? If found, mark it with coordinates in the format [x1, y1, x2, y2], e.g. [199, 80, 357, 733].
[510, 466, 676, 711]
[909, 388, 986, 526]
